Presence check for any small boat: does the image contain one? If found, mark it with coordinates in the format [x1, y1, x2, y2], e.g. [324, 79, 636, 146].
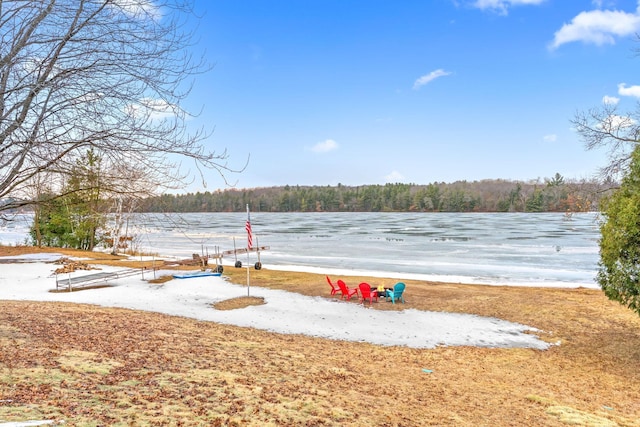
[172, 270, 222, 279]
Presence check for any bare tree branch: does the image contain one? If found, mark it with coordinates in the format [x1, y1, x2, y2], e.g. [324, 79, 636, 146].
[0, 0, 239, 213]
[572, 101, 639, 182]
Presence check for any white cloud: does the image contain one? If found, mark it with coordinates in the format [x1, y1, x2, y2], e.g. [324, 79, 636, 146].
[311, 139, 338, 153]
[413, 69, 452, 90]
[110, 0, 162, 21]
[618, 83, 640, 98]
[550, 8, 640, 50]
[385, 171, 405, 183]
[597, 114, 636, 131]
[543, 134, 557, 142]
[126, 98, 180, 120]
[472, 0, 546, 15]
[602, 95, 620, 105]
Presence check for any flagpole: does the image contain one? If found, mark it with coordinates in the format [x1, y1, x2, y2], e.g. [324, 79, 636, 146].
[246, 204, 251, 296]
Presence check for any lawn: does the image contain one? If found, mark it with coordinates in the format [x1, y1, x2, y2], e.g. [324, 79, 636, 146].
[0, 246, 639, 426]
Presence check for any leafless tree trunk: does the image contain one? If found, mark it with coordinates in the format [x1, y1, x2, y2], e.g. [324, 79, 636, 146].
[0, 0, 235, 214]
[106, 195, 140, 255]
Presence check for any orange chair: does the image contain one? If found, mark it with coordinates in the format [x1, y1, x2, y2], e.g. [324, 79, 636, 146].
[358, 282, 378, 305]
[326, 275, 340, 296]
[337, 279, 359, 300]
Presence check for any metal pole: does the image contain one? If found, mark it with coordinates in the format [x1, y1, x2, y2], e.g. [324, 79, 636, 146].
[256, 235, 261, 264]
[246, 204, 251, 296]
[246, 252, 250, 296]
[233, 237, 238, 265]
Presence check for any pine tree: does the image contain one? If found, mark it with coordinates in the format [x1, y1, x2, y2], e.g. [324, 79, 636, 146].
[598, 146, 640, 316]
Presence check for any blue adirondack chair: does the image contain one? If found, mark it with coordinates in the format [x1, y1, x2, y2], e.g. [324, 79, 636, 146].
[386, 282, 406, 304]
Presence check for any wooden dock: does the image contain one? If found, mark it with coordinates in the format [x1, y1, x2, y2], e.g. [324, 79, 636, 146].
[52, 244, 271, 291]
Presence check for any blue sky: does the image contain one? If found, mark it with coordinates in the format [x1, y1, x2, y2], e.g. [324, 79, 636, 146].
[180, 0, 640, 191]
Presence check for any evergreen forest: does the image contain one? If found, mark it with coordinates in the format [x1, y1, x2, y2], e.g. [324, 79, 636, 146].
[139, 174, 609, 213]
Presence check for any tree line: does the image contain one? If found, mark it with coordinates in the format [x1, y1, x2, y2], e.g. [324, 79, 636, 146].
[139, 174, 609, 213]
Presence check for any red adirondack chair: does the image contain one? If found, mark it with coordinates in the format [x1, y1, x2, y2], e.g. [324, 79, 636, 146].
[326, 275, 340, 296]
[358, 282, 378, 305]
[337, 279, 359, 300]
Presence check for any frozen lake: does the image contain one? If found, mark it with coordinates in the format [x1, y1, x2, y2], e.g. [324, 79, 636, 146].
[0, 211, 601, 288]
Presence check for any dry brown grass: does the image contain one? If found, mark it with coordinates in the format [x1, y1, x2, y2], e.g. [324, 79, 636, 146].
[213, 296, 266, 311]
[1, 246, 639, 426]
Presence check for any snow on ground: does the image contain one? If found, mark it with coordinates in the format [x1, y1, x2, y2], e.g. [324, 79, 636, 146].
[0, 254, 551, 350]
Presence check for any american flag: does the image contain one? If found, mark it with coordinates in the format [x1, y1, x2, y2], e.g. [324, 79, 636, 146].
[245, 205, 253, 249]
